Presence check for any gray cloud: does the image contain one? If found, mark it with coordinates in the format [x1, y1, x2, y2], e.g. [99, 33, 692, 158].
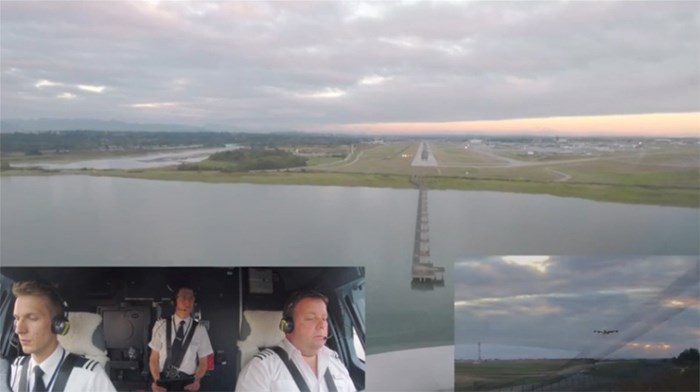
[2, 1, 698, 131]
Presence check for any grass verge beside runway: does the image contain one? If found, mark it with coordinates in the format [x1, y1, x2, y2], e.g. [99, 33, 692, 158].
[2, 167, 696, 207]
[455, 359, 700, 391]
[455, 359, 579, 391]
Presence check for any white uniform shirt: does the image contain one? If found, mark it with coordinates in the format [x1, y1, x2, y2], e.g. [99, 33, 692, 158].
[148, 315, 213, 375]
[9, 344, 116, 392]
[236, 337, 356, 392]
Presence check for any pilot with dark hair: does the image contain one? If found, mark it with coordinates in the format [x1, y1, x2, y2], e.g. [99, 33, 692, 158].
[236, 290, 356, 392]
[149, 285, 213, 392]
[9, 281, 116, 392]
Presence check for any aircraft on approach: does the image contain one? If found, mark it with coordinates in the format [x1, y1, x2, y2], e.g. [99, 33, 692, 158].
[594, 329, 619, 334]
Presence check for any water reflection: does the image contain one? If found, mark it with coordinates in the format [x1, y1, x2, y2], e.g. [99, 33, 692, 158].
[1, 177, 698, 355]
[411, 279, 446, 291]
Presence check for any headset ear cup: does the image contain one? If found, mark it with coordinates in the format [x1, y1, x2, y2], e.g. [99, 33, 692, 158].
[59, 319, 70, 336]
[279, 316, 294, 333]
[51, 317, 60, 335]
[63, 318, 70, 335]
[52, 316, 70, 336]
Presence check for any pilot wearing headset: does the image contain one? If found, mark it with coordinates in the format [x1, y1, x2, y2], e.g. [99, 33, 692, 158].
[9, 281, 115, 392]
[149, 285, 213, 392]
[235, 290, 355, 392]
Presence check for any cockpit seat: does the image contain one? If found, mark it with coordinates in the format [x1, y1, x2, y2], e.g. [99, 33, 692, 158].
[57, 311, 109, 368]
[236, 310, 285, 370]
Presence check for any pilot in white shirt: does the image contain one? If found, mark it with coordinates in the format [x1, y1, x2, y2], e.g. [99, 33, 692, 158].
[236, 291, 356, 392]
[10, 280, 115, 392]
[10, 345, 115, 392]
[149, 286, 213, 392]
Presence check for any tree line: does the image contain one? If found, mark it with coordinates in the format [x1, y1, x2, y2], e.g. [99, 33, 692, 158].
[180, 147, 308, 172]
[0, 130, 361, 154]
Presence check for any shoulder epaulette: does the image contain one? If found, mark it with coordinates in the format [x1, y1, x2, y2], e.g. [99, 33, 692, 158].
[72, 356, 99, 371]
[253, 348, 276, 361]
[12, 355, 28, 366]
[150, 318, 167, 335]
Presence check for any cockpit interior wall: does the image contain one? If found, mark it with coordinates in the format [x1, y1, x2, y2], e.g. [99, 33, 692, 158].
[1, 266, 365, 391]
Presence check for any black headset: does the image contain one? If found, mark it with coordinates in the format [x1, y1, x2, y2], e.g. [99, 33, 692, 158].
[279, 314, 294, 334]
[46, 284, 70, 336]
[279, 290, 328, 334]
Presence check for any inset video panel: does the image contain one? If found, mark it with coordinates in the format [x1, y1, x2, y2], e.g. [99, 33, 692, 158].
[454, 256, 699, 392]
[1, 267, 365, 392]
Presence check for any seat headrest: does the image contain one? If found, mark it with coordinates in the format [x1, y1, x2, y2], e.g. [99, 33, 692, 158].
[57, 312, 108, 361]
[237, 310, 285, 369]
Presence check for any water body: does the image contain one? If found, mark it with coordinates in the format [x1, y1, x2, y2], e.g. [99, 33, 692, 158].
[12, 145, 239, 170]
[1, 176, 698, 356]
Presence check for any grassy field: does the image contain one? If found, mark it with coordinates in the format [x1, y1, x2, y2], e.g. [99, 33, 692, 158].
[312, 141, 699, 207]
[597, 361, 699, 391]
[431, 142, 506, 166]
[455, 359, 581, 391]
[421, 143, 699, 187]
[319, 142, 417, 174]
[306, 156, 345, 166]
[88, 167, 416, 188]
[455, 359, 699, 391]
[2, 141, 698, 207]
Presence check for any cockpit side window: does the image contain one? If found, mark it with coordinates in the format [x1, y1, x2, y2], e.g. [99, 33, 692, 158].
[343, 282, 365, 344]
[339, 280, 365, 368]
[0, 274, 19, 359]
[331, 278, 365, 391]
[352, 325, 365, 362]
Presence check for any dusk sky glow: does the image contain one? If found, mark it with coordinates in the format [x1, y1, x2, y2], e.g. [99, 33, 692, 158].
[1, 1, 699, 135]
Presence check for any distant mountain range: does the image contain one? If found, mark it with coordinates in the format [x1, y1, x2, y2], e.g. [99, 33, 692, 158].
[0, 118, 215, 133]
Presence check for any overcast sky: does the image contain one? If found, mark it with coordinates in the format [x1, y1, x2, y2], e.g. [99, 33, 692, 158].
[454, 256, 700, 360]
[1, 1, 699, 135]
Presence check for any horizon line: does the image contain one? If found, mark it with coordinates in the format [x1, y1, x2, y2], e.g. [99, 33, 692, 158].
[325, 112, 700, 137]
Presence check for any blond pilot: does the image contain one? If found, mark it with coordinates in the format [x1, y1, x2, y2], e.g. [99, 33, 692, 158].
[9, 281, 115, 392]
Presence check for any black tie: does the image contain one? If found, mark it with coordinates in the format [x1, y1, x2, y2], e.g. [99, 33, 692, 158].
[33, 366, 46, 392]
[176, 320, 185, 341]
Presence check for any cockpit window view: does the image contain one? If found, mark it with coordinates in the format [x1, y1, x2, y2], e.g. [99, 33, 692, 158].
[1, 1, 699, 392]
[0, 267, 365, 392]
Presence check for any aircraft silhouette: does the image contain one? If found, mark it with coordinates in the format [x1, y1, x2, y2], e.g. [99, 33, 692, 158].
[593, 329, 619, 334]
